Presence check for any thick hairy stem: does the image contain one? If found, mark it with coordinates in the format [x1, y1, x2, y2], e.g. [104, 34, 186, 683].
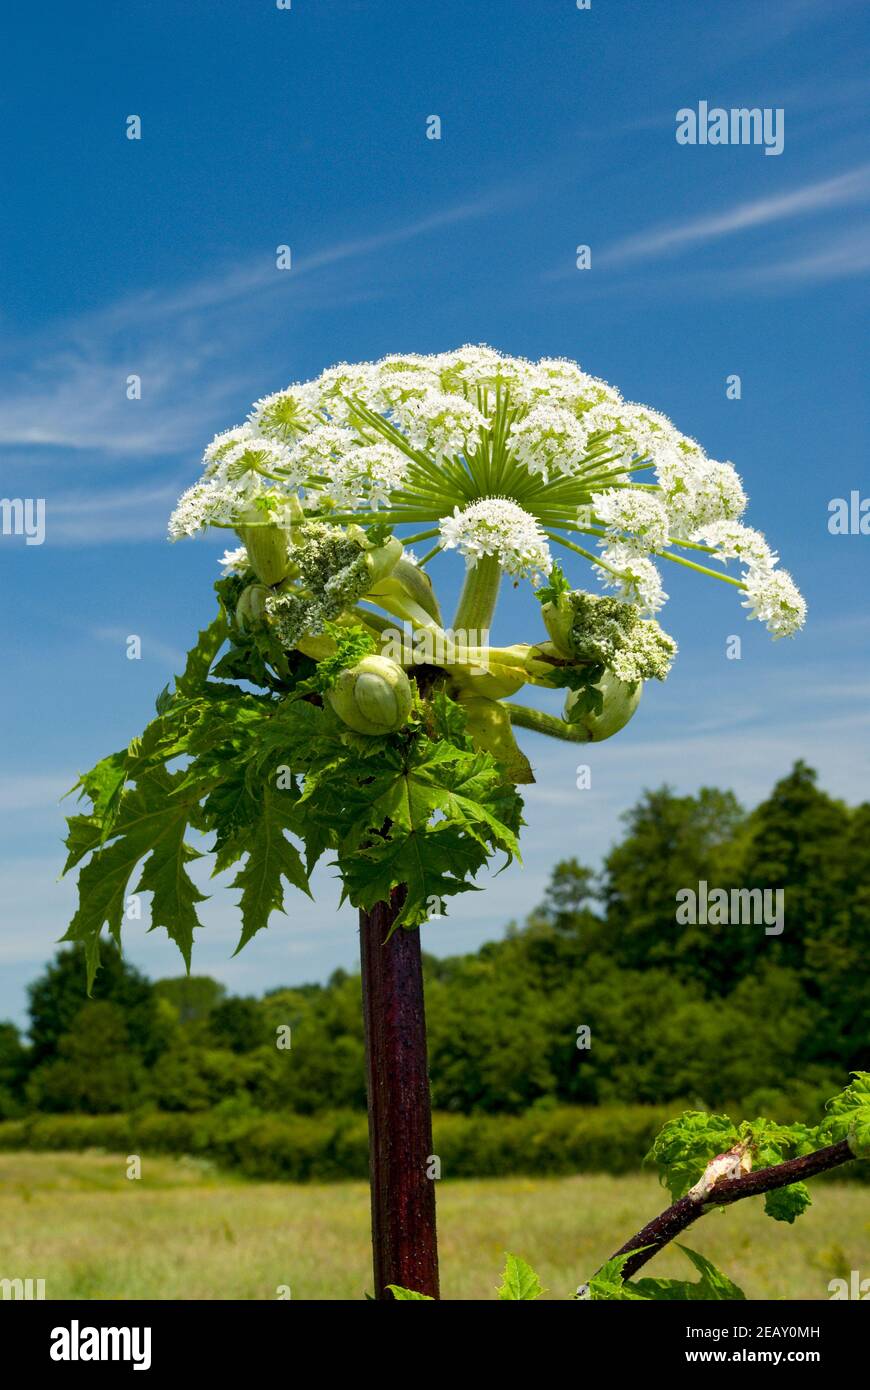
[504, 701, 590, 742]
[359, 889, 440, 1300]
[452, 554, 502, 633]
[599, 1139, 853, 1286]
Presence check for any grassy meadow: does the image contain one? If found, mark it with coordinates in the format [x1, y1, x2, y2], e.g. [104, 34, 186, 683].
[1, 1151, 868, 1300]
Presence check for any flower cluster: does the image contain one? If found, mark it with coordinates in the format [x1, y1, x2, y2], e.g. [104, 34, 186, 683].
[508, 405, 590, 480]
[441, 498, 553, 580]
[561, 591, 677, 684]
[168, 345, 805, 639]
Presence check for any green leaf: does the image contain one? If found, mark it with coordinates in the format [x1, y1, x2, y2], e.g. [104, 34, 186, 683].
[764, 1183, 812, 1223]
[647, 1111, 739, 1201]
[535, 563, 571, 605]
[230, 782, 311, 953]
[386, 1285, 434, 1300]
[821, 1072, 870, 1158]
[174, 614, 228, 696]
[497, 1254, 544, 1300]
[63, 765, 209, 988]
[588, 1246, 745, 1302]
[584, 1251, 652, 1301]
[670, 1245, 746, 1300]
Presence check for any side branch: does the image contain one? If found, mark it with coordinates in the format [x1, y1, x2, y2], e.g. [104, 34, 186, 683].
[603, 1139, 853, 1283]
[504, 702, 591, 743]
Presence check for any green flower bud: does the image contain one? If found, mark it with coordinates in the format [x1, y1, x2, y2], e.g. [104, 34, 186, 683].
[363, 535, 403, 586]
[459, 695, 535, 784]
[235, 583, 270, 631]
[451, 664, 527, 700]
[391, 556, 443, 625]
[563, 670, 642, 742]
[540, 594, 576, 657]
[239, 519, 291, 586]
[328, 655, 413, 735]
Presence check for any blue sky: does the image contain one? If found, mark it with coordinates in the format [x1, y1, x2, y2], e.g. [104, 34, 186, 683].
[1, 0, 869, 1027]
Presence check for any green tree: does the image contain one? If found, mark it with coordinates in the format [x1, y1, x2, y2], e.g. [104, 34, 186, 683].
[27, 945, 163, 1068]
[601, 785, 750, 989]
[0, 1021, 28, 1118]
[209, 997, 267, 1053]
[26, 1002, 150, 1113]
[153, 975, 227, 1024]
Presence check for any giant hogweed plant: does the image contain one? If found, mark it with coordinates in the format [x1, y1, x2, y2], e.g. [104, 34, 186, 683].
[64, 346, 807, 1298]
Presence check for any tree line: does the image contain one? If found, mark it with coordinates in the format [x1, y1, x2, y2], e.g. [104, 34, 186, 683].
[1, 761, 866, 1120]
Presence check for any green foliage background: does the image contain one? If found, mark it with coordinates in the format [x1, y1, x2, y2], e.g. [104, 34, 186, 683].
[2, 760, 867, 1175]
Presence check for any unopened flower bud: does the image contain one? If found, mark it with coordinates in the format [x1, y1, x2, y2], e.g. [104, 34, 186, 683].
[459, 695, 534, 784]
[328, 655, 413, 735]
[239, 513, 291, 586]
[563, 670, 642, 741]
[235, 583, 270, 631]
[541, 594, 576, 656]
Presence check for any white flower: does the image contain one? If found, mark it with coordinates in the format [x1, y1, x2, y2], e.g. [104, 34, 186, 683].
[371, 365, 441, 412]
[168, 477, 254, 539]
[168, 347, 802, 648]
[621, 403, 695, 466]
[582, 403, 627, 452]
[248, 387, 315, 440]
[433, 345, 543, 404]
[592, 488, 670, 553]
[393, 391, 489, 462]
[656, 452, 748, 538]
[203, 426, 259, 474]
[697, 460, 748, 528]
[698, 519, 777, 569]
[537, 360, 623, 414]
[741, 567, 807, 638]
[320, 442, 408, 510]
[218, 546, 249, 576]
[508, 404, 590, 479]
[287, 424, 359, 474]
[220, 436, 298, 483]
[440, 497, 553, 579]
[595, 543, 667, 614]
[308, 361, 379, 422]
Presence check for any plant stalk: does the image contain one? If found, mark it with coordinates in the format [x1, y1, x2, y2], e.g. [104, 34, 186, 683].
[359, 888, 440, 1300]
[452, 554, 502, 633]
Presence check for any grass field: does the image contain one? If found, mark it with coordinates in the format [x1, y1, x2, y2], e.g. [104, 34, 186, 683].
[1, 1152, 868, 1300]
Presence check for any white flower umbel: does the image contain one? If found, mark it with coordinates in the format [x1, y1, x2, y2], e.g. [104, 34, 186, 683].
[741, 567, 807, 638]
[508, 404, 592, 480]
[393, 391, 489, 463]
[320, 442, 408, 510]
[592, 489, 670, 553]
[596, 543, 667, 615]
[441, 498, 553, 580]
[167, 345, 805, 640]
[699, 520, 777, 569]
[656, 452, 748, 538]
[435, 345, 544, 405]
[168, 477, 267, 539]
[248, 387, 316, 441]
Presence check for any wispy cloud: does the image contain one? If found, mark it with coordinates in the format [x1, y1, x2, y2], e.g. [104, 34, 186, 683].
[599, 163, 870, 268]
[739, 226, 870, 284]
[0, 188, 515, 459]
